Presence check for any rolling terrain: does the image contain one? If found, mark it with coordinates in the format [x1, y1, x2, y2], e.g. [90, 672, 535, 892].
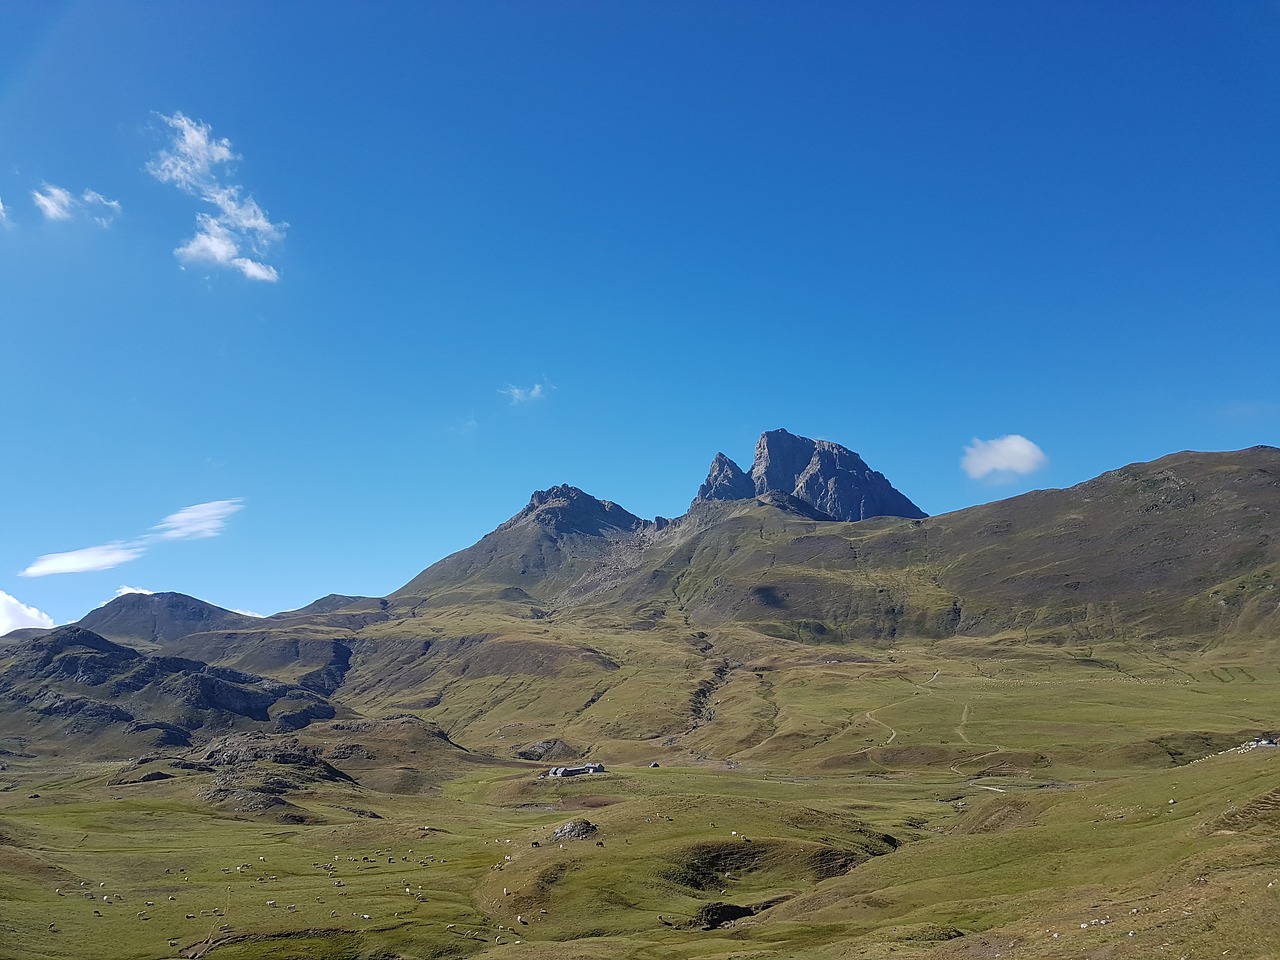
[1, 433, 1278, 959]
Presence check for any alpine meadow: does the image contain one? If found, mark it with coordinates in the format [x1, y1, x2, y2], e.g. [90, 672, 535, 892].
[3, 5, 1278, 960]
[2, 431, 1279, 959]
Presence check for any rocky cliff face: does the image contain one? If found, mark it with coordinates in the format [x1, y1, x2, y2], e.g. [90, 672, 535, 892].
[695, 453, 755, 502]
[694, 429, 926, 522]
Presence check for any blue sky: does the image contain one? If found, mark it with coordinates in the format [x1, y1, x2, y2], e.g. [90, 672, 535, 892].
[3, 2, 1277, 630]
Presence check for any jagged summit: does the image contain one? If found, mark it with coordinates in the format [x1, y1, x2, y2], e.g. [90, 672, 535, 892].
[693, 428, 926, 522]
[696, 452, 755, 502]
[503, 484, 647, 538]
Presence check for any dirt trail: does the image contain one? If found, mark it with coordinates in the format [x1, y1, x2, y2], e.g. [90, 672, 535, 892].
[956, 703, 972, 744]
[864, 710, 897, 746]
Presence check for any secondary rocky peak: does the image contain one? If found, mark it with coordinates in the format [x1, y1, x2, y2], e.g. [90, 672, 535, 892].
[506, 484, 646, 538]
[696, 452, 755, 503]
[694, 428, 926, 522]
[753, 429, 926, 522]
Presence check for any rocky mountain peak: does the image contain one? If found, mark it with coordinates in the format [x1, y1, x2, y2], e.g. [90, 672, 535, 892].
[693, 428, 926, 522]
[505, 484, 646, 538]
[696, 452, 755, 503]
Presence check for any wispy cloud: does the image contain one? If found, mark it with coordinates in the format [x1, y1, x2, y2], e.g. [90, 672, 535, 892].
[32, 184, 73, 220]
[152, 499, 243, 540]
[1, 195, 10, 224]
[961, 435, 1048, 481]
[0, 590, 55, 634]
[148, 112, 285, 282]
[31, 183, 121, 226]
[500, 381, 548, 405]
[20, 542, 146, 577]
[19, 498, 244, 578]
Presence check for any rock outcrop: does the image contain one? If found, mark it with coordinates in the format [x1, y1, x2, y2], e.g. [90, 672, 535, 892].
[693, 429, 926, 522]
[696, 453, 755, 502]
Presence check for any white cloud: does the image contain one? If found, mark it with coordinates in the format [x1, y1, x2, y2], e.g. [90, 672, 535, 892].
[149, 112, 285, 282]
[19, 499, 244, 577]
[114, 585, 155, 599]
[0, 196, 8, 224]
[81, 189, 122, 226]
[961, 435, 1048, 481]
[501, 382, 547, 404]
[20, 542, 147, 577]
[231, 608, 265, 618]
[30, 184, 121, 225]
[152, 499, 243, 540]
[32, 183, 74, 220]
[0, 590, 55, 634]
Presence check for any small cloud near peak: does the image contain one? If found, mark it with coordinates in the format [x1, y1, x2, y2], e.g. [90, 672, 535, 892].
[962, 435, 1048, 482]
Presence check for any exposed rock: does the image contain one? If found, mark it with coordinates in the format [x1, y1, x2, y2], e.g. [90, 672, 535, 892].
[694, 901, 756, 929]
[514, 738, 578, 762]
[696, 453, 755, 503]
[751, 429, 926, 521]
[551, 818, 598, 841]
[692, 430, 924, 522]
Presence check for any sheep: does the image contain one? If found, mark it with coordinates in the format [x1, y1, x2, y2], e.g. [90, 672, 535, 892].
[266, 900, 277, 907]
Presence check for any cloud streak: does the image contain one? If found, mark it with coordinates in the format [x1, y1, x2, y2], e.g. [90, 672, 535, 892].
[152, 499, 243, 540]
[501, 382, 548, 404]
[148, 112, 285, 282]
[30, 184, 120, 225]
[0, 591, 55, 634]
[961, 435, 1048, 481]
[19, 499, 244, 578]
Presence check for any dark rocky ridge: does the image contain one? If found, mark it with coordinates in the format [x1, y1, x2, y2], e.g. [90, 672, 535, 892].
[694, 429, 926, 522]
[696, 453, 755, 502]
[0, 626, 335, 748]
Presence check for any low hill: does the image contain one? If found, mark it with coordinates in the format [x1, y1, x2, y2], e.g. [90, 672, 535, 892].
[0, 626, 337, 755]
[75, 591, 262, 648]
